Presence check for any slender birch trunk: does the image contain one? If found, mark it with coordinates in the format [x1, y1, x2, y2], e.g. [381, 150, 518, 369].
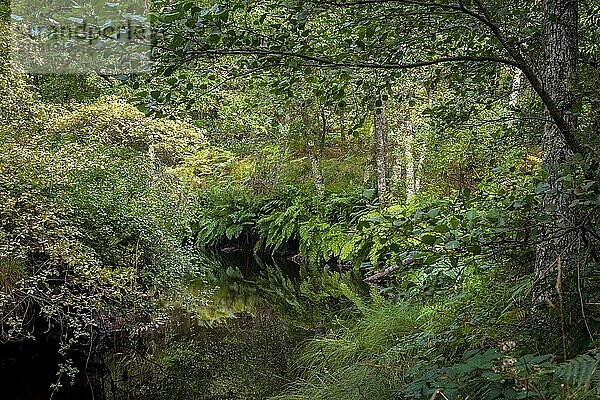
[415, 140, 426, 193]
[404, 119, 416, 199]
[374, 106, 388, 201]
[509, 68, 524, 109]
[507, 68, 524, 128]
[301, 109, 325, 196]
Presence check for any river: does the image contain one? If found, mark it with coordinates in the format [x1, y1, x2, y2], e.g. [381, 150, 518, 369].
[0, 251, 365, 400]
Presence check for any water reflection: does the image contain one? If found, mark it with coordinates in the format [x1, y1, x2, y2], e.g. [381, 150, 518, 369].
[192, 251, 365, 329]
[1, 251, 366, 400]
[189, 252, 301, 324]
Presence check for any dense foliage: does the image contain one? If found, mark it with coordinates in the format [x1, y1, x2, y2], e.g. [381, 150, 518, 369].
[1, 0, 600, 399]
[0, 72, 208, 388]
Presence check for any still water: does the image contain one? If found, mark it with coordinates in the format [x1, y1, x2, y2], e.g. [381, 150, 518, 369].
[0, 252, 364, 400]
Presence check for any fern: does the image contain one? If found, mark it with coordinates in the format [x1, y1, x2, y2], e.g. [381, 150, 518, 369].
[555, 352, 600, 390]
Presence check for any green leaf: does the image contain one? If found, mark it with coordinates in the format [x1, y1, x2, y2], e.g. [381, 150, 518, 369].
[444, 240, 460, 250]
[421, 234, 437, 245]
[465, 209, 477, 220]
[427, 208, 440, 218]
[362, 188, 376, 199]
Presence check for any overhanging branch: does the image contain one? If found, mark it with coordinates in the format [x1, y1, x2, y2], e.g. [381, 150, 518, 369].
[184, 47, 520, 69]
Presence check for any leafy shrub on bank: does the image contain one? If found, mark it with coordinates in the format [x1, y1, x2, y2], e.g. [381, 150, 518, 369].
[273, 277, 600, 400]
[0, 98, 206, 385]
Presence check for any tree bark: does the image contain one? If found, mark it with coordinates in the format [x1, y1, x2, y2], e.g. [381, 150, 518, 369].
[374, 105, 388, 201]
[404, 119, 416, 200]
[415, 140, 426, 193]
[532, 0, 579, 316]
[507, 68, 523, 128]
[301, 109, 326, 196]
[509, 68, 523, 109]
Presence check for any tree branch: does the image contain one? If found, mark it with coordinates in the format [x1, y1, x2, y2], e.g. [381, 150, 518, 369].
[469, 0, 580, 153]
[322, 0, 581, 153]
[185, 48, 520, 69]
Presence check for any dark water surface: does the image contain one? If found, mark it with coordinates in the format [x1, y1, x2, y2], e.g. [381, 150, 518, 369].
[0, 336, 95, 399]
[1, 252, 361, 399]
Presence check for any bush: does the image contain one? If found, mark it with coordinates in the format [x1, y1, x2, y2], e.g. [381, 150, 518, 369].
[0, 98, 206, 386]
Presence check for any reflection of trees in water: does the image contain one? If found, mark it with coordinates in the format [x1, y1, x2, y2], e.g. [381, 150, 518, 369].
[100, 251, 305, 400]
[107, 308, 299, 400]
[24, 250, 365, 399]
[195, 251, 366, 328]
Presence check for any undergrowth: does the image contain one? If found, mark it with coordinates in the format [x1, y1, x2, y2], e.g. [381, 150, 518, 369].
[273, 271, 600, 400]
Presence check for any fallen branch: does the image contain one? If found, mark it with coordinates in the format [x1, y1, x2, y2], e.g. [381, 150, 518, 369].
[363, 258, 414, 284]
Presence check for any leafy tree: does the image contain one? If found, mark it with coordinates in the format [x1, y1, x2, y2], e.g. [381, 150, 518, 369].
[151, 0, 599, 330]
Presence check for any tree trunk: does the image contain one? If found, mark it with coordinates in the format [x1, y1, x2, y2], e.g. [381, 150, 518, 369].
[301, 109, 325, 196]
[404, 119, 416, 200]
[509, 68, 523, 109]
[412, 85, 433, 195]
[532, 0, 579, 318]
[415, 140, 426, 193]
[390, 124, 403, 189]
[374, 106, 388, 201]
[507, 68, 524, 128]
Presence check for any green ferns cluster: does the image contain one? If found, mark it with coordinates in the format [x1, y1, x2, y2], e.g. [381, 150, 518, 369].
[191, 186, 372, 263]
